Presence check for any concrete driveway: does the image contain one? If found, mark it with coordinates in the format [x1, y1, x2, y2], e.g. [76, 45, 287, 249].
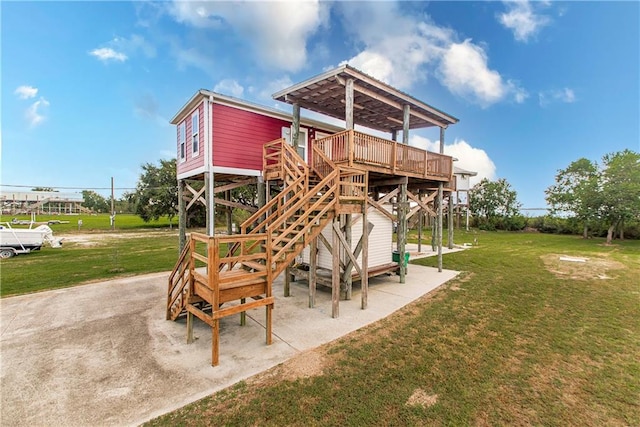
[0, 257, 458, 426]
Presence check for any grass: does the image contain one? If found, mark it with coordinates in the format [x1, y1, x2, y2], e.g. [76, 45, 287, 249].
[0, 230, 179, 296]
[0, 213, 175, 233]
[144, 231, 640, 426]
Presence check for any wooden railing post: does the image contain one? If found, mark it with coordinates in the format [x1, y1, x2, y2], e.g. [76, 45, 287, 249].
[348, 129, 354, 168]
[392, 141, 397, 174]
[423, 150, 428, 178]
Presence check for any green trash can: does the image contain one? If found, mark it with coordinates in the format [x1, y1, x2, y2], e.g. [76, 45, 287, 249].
[392, 250, 410, 266]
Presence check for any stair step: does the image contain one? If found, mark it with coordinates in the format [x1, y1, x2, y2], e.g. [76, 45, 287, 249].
[242, 260, 266, 271]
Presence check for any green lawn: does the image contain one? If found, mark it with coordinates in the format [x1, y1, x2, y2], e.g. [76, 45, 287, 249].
[145, 231, 639, 426]
[0, 229, 180, 296]
[0, 213, 175, 233]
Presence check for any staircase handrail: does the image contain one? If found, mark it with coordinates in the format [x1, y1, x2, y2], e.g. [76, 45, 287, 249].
[266, 168, 337, 237]
[240, 174, 305, 234]
[312, 143, 338, 179]
[166, 237, 192, 320]
[270, 176, 338, 268]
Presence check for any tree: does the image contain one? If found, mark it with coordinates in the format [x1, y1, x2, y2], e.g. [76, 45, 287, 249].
[131, 159, 178, 222]
[469, 178, 522, 230]
[545, 158, 600, 238]
[81, 190, 109, 213]
[599, 150, 640, 244]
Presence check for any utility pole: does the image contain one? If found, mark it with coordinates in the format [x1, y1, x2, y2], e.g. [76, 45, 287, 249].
[110, 177, 115, 230]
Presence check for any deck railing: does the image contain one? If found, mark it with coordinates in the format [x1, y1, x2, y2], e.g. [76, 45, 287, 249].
[315, 129, 452, 180]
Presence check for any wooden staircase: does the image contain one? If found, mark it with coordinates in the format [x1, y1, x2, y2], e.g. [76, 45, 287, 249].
[166, 138, 367, 366]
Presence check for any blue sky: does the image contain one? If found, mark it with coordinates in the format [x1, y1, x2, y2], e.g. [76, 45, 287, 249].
[2, 1, 638, 210]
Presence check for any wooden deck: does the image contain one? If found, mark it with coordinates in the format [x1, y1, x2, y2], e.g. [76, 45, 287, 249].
[314, 129, 453, 183]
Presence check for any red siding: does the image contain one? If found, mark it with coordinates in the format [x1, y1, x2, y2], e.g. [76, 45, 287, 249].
[212, 104, 293, 170]
[177, 102, 205, 176]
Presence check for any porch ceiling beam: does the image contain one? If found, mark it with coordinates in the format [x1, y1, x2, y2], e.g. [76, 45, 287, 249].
[339, 69, 458, 125]
[370, 176, 408, 187]
[336, 76, 447, 128]
[283, 94, 396, 133]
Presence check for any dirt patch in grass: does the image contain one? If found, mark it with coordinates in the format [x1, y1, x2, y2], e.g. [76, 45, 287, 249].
[450, 271, 474, 291]
[406, 389, 438, 408]
[541, 253, 625, 281]
[261, 348, 328, 382]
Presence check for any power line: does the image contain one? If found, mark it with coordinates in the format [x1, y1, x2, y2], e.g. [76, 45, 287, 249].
[0, 184, 174, 191]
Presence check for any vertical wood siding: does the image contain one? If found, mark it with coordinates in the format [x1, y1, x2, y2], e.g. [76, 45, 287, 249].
[301, 204, 394, 269]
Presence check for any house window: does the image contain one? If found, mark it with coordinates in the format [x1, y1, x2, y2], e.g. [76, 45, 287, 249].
[192, 112, 199, 156]
[178, 123, 186, 162]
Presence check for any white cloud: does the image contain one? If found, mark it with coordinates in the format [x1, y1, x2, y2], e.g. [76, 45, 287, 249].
[89, 47, 128, 62]
[112, 34, 156, 58]
[438, 40, 527, 107]
[498, 0, 550, 42]
[337, 2, 526, 106]
[539, 87, 576, 106]
[256, 75, 294, 102]
[411, 135, 496, 185]
[14, 85, 38, 99]
[214, 79, 244, 98]
[90, 35, 155, 64]
[168, 1, 328, 72]
[26, 97, 50, 127]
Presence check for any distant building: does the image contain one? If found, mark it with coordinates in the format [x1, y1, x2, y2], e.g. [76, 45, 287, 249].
[0, 190, 85, 215]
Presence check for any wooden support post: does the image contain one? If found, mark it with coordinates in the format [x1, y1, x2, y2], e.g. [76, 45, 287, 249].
[438, 126, 445, 272]
[438, 183, 443, 273]
[309, 237, 317, 308]
[266, 302, 272, 345]
[391, 129, 397, 141]
[399, 183, 407, 283]
[212, 319, 219, 366]
[398, 103, 410, 283]
[345, 78, 354, 130]
[226, 190, 233, 234]
[448, 193, 454, 249]
[226, 190, 233, 270]
[403, 104, 410, 145]
[418, 198, 423, 253]
[240, 297, 246, 326]
[205, 172, 215, 237]
[361, 203, 369, 310]
[186, 311, 194, 344]
[431, 206, 437, 252]
[257, 177, 266, 230]
[455, 190, 460, 228]
[178, 179, 186, 253]
[292, 103, 300, 153]
[332, 218, 340, 318]
[284, 265, 292, 297]
[344, 214, 352, 300]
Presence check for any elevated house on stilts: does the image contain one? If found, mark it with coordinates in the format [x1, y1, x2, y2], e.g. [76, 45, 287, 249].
[167, 65, 459, 366]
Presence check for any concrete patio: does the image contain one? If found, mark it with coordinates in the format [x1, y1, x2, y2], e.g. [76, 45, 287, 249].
[0, 258, 459, 426]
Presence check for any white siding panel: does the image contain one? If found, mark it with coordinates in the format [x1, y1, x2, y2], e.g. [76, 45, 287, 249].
[301, 204, 393, 269]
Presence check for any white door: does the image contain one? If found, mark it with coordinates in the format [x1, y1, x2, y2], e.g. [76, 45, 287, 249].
[282, 126, 308, 162]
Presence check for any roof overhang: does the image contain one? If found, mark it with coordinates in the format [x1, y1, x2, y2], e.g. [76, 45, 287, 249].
[453, 166, 478, 176]
[272, 65, 459, 132]
[170, 90, 344, 133]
